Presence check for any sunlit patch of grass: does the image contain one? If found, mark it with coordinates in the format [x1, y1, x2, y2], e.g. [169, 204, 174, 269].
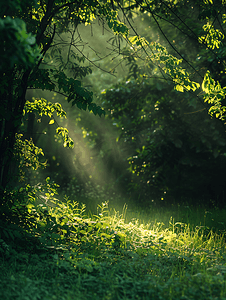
[122, 203, 226, 235]
[1, 199, 226, 300]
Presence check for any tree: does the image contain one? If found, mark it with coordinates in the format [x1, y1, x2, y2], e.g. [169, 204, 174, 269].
[0, 0, 129, 195]
[119, 0, 226, 121]
[99, 0, 226, 207]
[101, 78, 226, 207]
[2, 0, 226, 209]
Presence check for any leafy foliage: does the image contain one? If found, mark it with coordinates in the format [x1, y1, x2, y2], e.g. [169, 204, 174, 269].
[2, 2, 226, 298]
[1, 0, 123, 191]
[0, 16, 41, 70]
[14, 133, 47, 181]
[202, 71, 226, 120]
[101, 78, 226, 206]
[24, 98, 74, 148]
[24, 98, 67, 118]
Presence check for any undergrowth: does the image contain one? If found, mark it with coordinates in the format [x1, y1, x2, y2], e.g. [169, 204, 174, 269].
[0, 191, 226, 300]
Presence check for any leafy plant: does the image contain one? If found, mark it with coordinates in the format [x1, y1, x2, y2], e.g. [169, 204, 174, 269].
[1, 0, 127, 194]
[1, 200, 226, 300]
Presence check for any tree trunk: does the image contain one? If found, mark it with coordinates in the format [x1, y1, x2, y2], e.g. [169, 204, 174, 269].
[0, 69, 30, 196]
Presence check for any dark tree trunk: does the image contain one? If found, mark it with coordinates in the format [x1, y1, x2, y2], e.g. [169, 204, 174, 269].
[0, 69, 30, 197]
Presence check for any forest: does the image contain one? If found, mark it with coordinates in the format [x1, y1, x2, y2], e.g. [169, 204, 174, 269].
[1, 0, 226, 299]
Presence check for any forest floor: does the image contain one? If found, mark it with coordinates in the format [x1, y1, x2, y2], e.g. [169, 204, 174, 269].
[1, 200, 226, 300]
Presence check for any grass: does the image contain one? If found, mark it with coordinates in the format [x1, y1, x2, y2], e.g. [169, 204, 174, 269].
[0, 198, 226, 300]
[123, 204, 226, 233]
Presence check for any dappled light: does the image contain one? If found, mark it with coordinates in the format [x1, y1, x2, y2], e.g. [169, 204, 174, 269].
[1, 199, 226, 299]
[1, 0, 226, 299]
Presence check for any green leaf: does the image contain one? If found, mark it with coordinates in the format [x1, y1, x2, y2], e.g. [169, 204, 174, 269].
[49, 119, 54, 124]
[175, 85, 184, 92]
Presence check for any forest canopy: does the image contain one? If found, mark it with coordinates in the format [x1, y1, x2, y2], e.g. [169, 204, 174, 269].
[1, 0, 226, 220]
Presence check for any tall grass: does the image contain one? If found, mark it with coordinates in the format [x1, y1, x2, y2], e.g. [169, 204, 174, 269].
[0, 198, 226, 300]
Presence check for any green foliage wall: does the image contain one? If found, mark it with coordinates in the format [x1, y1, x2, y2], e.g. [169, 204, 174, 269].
[101, 78, 226, 207]
[2, 0, 226, 215]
